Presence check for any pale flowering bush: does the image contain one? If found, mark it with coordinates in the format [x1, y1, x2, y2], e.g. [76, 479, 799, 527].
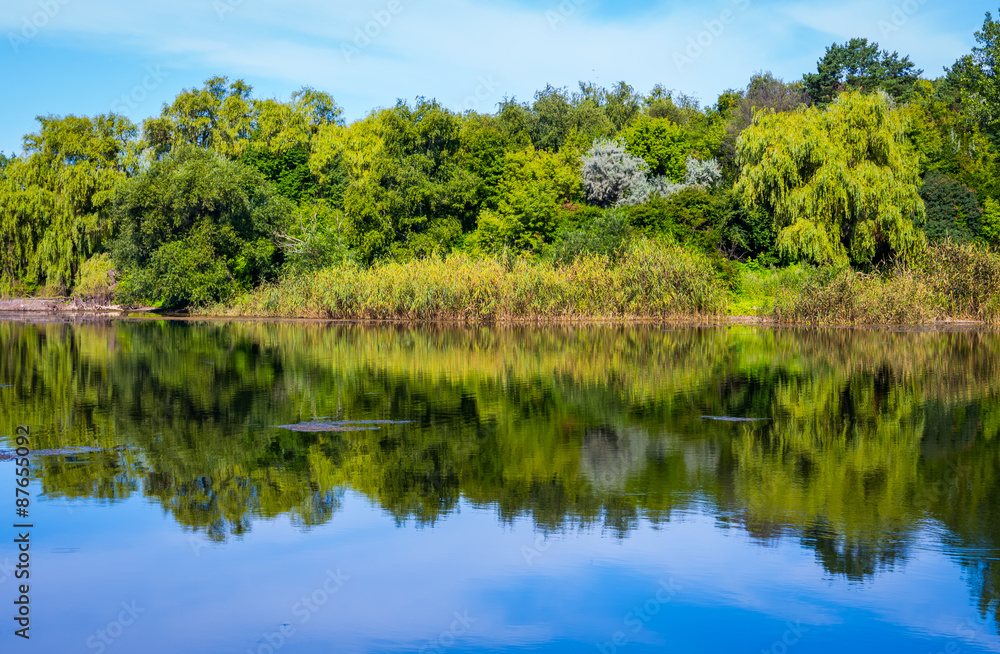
[582, 139, 721, 207]
[580, 139, 648, 207]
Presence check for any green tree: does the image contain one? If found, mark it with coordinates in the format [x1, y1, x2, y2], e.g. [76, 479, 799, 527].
[720, 72, 810, 172]
[804, 38, 922, 105]
[309, 100, 479, 262]
[530, 84, 574, 152]
[275, 199, 355, 274]
[150, 77, 342, 159]
[981, 197, 1000, 246]
[624, 186, 726, 252]
[566, 98, 615, 150]
[458, 113, 515, 211]
[602, 81, 642, 132]
[250, 88, 343, 155]
[736, 91, 926, 266]
[622, 116, 691, 181]
[0, 114, 140, 294]
[147, 76, 249, 155]
[524, 81, 642, 152]
[718, 190, 777, 263]
[643, 86, 703, 124]
[472, 146, 582, 251]
[952, 11, 1000, 141]
[495, 96, 535, 148]
[897, 78, 1000, 201]
[241, 138, 315, 205]
[148, 78, 343, 163]
[110, 147, 291, 307]
[238, 88, 343, 207]
[916, 172, 983, 243]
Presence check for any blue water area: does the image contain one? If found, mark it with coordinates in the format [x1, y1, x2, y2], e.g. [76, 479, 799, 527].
[4, 487, 996, 654]
[0, 321, 998, 652]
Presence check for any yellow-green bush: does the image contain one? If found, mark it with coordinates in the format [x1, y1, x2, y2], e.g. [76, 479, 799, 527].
[926, 242, 1000, 321]
[74, 253, 116, 304]
[772, 267, 938, 325]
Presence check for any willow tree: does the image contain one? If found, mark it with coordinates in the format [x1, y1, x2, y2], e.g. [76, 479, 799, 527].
[735, 91, 926, 266]
[0, 114, 140, 294]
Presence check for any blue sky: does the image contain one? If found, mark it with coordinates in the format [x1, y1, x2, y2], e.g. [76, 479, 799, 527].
[0, 0, 989, 155]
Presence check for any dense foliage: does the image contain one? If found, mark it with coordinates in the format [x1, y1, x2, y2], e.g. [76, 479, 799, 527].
[917, 172, 984, 243]
[803, 38, 922, 105]
[4, 11, 1000, 310]
[111, 146, 291, 306]
[736, 91, 926, 266]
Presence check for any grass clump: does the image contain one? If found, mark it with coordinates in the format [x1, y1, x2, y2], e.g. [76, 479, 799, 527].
[728, 261, 809, 315]
[926, 241, 1000, 321]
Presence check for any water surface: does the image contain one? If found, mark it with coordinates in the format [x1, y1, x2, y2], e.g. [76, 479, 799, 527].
[1, 320, 999, 652]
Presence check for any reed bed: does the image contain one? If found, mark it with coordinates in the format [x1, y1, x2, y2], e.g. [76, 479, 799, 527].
[773, 242, 1000, 324]
[207, 241, 1000, 325]
[212, 239, 728, 321]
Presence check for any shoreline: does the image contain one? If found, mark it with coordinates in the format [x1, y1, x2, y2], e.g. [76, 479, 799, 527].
[0, 298, 993, 329]
[0, 298, 137, 313]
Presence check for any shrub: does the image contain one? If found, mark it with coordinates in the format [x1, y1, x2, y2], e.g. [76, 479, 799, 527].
[213, 238, 727, 320]
[621, 116, 691, 180]
[551, 208, 632, 263]
[981, 198, 1000, 248]
[471, 147, 581, 252]
[74, 254, 116, 304]
[772, 266, 938, 324]
[719, 191, 779, 264]
[917, 172, 983, 243]
[118, 227, 238, 308]
[111, 147, 292, 308]
[581, 139, 649, 207]
[623, 186, 725, 252]
[278, 200, 356, 273]
[770, 242, 1000, 324]
[618, 175, 684, 206]
[925, 241, 1000, 320]
[582, 142, 722, 209]
[683, 156, 723, 188]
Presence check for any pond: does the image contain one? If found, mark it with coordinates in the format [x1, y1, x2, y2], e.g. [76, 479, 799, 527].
[1, 319, 999, 653]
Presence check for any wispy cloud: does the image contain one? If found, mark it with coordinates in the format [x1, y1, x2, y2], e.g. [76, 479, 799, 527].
[0, 0, 979, 153]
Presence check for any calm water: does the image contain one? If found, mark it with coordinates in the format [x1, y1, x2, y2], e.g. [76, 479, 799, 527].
[1, 320, 999, 653]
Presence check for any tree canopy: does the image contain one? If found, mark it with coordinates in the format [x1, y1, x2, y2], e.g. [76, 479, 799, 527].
[5, 12, 1000, 305]
[111, 146, 291, 307]
[952, 11, 1000, 141]
[736, 91, 926, 266]
[0, 114, 139, 294]
[804, 38, 922, 105]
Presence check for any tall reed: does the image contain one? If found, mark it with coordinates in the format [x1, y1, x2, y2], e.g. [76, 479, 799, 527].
[772, 243, 1000, 324]
[210, 239, 728, 321]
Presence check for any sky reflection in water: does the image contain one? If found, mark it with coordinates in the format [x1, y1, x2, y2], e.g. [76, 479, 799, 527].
[0, 320, 998, 653]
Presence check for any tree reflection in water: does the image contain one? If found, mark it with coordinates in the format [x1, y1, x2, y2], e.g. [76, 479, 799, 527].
[1, 320, 998, 630]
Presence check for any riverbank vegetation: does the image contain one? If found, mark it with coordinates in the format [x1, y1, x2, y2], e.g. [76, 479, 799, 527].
[5, 13, 1000, 324]
[217, 239, 726, 320]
